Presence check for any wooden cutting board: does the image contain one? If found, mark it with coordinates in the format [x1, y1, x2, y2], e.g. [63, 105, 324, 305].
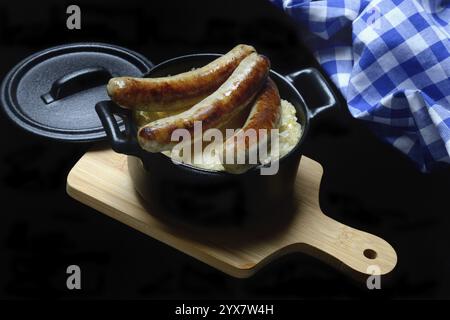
[66, 147, 397, 280]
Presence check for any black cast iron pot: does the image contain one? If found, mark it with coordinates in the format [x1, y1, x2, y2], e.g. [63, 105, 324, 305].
[95, 54, 338, 225]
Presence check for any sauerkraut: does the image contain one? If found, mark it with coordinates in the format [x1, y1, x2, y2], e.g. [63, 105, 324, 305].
[152, 99, 302, 173]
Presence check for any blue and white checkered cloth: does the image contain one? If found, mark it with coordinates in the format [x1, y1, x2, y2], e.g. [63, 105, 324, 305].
[271, 0, 450, 171]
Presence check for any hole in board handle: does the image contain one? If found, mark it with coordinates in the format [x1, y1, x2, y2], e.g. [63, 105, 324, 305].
[363, 249, 377, 260]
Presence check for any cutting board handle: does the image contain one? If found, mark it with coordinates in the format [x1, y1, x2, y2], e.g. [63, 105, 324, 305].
[290, 213, 397, 278]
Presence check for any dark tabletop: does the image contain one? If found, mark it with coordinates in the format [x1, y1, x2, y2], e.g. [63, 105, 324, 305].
[0, 0, 449, 299]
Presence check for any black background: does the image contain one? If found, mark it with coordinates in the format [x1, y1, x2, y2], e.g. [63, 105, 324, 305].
[0, 0, 449, 299]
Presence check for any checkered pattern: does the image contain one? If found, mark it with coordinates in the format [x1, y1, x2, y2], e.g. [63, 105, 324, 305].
[271, 0, 450, 171]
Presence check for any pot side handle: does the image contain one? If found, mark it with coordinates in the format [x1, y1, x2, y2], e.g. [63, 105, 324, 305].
[286, 68, 339, 118]
[95, 100, 142, 157]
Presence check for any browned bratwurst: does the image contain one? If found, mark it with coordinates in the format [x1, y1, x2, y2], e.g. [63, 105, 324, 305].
[107, 44, 255, 112]
[222, 77, 281, 173]
[138, 53, 270, 152]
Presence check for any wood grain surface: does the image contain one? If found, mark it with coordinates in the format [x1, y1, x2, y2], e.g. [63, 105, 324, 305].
[66, 147, 397, 279]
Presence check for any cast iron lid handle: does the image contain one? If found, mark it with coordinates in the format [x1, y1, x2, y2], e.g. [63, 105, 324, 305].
[286, 67, 339, 118]
[95, 100, 142, 157]
[41, 67, 112, 104]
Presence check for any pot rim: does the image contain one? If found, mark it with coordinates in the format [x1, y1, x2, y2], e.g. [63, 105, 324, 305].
[136, 53, 311, 176]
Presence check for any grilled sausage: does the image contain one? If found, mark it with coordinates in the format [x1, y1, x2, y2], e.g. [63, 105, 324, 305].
[107, 44, 255, 112]
[222, 78, 281, 173]
[138, 53, 270, 152]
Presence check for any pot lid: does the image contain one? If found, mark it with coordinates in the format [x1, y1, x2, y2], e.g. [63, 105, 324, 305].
[0, 42, 153, 142]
